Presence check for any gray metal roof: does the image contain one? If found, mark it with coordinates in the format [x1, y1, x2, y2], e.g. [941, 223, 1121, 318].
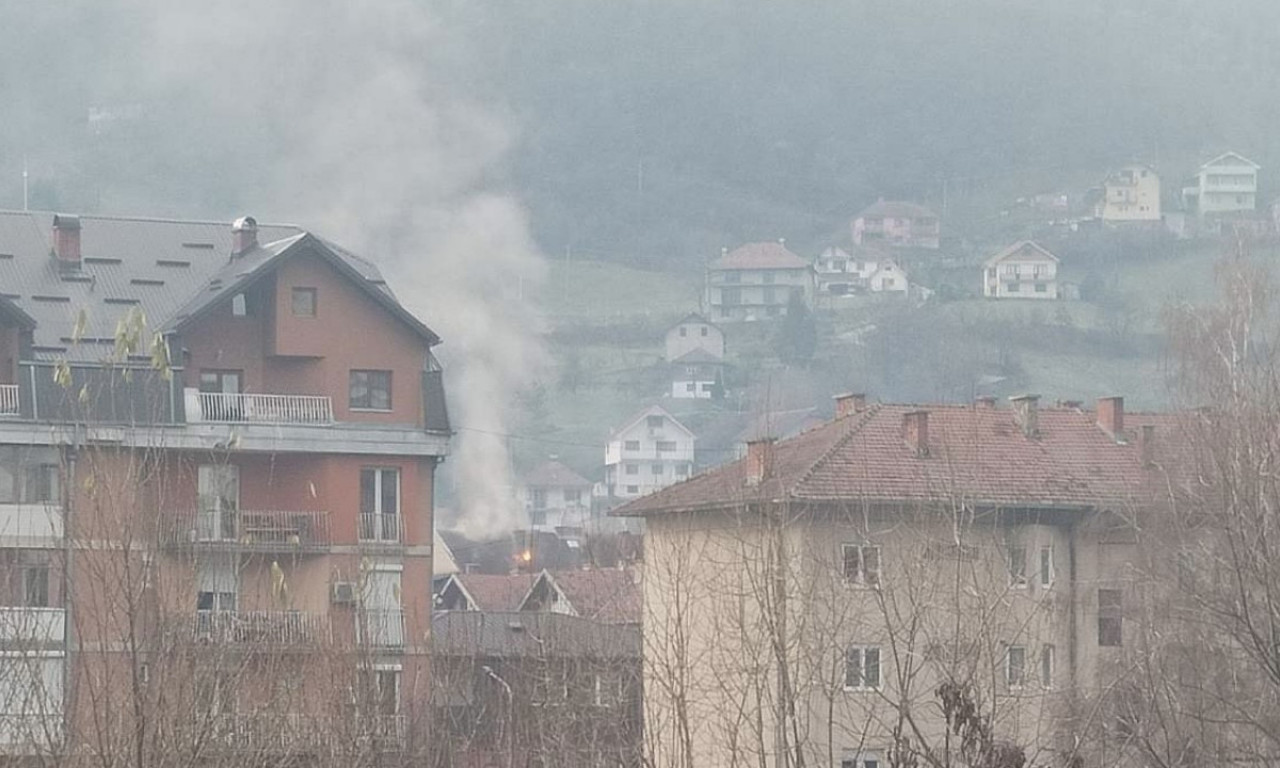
[0, 210, 437, 361]
[432, 611, 640, 659]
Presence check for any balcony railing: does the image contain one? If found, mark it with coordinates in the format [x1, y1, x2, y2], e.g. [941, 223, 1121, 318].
[0, 713, 63, 752]
[187, 391, 333, 425]
[163, 509, 330, 552]
[357, 609, 405, 648]
[191, 610, 329, 646]
[197, 713, 326, 752]
[357, 513, 402, 544]
[0, 385, 17, 417]
[0, 608, 65, 647]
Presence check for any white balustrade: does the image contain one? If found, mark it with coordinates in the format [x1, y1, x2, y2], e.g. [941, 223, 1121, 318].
[0, 385, 17, 417]
[191, 391, 333, 425]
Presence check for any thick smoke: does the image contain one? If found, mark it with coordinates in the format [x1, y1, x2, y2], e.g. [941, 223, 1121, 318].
[137, 1, 548, 536]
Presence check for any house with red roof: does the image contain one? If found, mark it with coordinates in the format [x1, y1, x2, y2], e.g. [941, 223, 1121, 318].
[615, 392, 1184, 768]
[852, 199, 941, 249]
[704, 240, 814, 322]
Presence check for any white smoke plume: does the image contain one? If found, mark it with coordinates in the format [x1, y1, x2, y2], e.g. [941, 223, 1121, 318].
[137, 1, 549, 536]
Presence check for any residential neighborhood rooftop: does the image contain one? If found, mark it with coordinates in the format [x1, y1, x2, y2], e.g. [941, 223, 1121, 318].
[710, 241, 809, 270]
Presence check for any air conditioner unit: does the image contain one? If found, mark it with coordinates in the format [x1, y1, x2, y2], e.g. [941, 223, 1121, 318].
[331, 581, 358, 604]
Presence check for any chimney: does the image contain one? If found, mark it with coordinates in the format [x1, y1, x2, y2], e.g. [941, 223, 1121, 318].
[231, 216, 259, 257]
[975, 396, 997, 409]
[1139, 424, 1156, 468]
[1098, 396, 1124, 440]
[52, 214, 81, 270]
[834, 392, 867, 419]
[744, 438, 776, 486]
[1010, 394, 1040, 437]
[903, 410, 929, 457]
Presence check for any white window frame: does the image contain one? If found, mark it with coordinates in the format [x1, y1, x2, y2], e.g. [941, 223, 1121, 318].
[841, 752, 882, 768]
[843, 646, 882, 691]
[1005, 645, 1026, 689]
[842, 544, 881, 588]
[1007, 545, 1028, 589]
[1039, 545, 1054, 587]
[1040, 645, 1054, 689]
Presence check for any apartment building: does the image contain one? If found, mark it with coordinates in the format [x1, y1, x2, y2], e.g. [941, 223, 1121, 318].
[604, 406, 694, 501]
[704, 242, 814, 322]
[0, 210, 450, 761]
[616, 393, 1179, 768]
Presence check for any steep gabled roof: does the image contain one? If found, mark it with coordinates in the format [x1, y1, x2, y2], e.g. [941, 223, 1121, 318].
[711, 242, 809, 271]
[983, 241, 1059, 268]
[608, 404, 695, 441]
[163, 232, 440, 345]
[1200, 151, 1260, 171]
[521, 568, 641, 624]
[0, 294, 35, 330]
[615, 402, 1178, 517]
[670, 312, 718, 330]
[522, 460, 592, 489]
[856, 200, 938, 220]
[440, 572, 538, 612]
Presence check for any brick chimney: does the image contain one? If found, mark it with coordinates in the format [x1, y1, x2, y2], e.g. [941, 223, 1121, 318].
[1010, 394, 1040, 437]
[1139, 424, 1156, 468]
[744, 438, 776, 486]
[975, 396, 997, 409]
[903, 411, 929, 457]
[834, 392, 867, 419]
[231, 216, 258, 257]
[52, 214, 81, 270]
[1098, 396, 1124, 440]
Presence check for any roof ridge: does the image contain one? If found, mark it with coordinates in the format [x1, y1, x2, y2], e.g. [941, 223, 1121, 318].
[789, 403, 883, 495]
[0, 209, 301, 229]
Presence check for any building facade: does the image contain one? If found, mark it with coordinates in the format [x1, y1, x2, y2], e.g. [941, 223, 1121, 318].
[1100, 164, 1161, 222]
[850, 200, 941, 249]
[1183, 151, 1261, 217]
[983, 240, 1060, 299]
[664, 313, 725, 362]
[616, 394, 1182, 768]
[520, 460, 594, 532]
[604, 406, 694, 501]
[814, 245, 907, 295]
[0, 210, 449, 762]
[704, 242, 814, 322]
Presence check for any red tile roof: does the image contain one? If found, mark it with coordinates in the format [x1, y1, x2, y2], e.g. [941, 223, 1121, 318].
[711, 242, 809, 271]
[454, 573, 537, 611]
[615, 401, 1182, 516]
[542, 569, 641, 625]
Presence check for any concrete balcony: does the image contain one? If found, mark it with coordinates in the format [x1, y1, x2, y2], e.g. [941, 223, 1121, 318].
[0, 608, 65, 648]
[191, 610, 330, 646]
[0, 504, 62, 543]
[356, 609, 405, 649]
[185, 390, 333, 425]
[357, 513, 402, 545]
[162, 509, 330, 553]
[0, 386, 16, 417]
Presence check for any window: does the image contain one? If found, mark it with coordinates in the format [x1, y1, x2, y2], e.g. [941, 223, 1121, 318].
[1040, 645, 1054, 688]
[763, 286, 777, 304]
[363, 668, 400, 716]
[657, 441, 677, 452]
[651, 464, 663, 476]
[842, 752, 882, 768]
[763, 272, 776, 285]
[676, 464, 690, 476]
[700, 327, 708, 337]
[842, 544, 881, 587]
[624, 464, 638, 476]
[1003, 264, 1018, 275]
[1007, 545, 1027, 587]
[198, 369, 242, 395]
[1007, 283, 1021, 293]
[0, 463, 59, 505]
[1039, 546, 1054, 587]
[564, 489, 582, 505]
[1006, 646, 1026, 688]
[721, 287, 742, 305]
[290, 287, 317, 317]
[594, 673, 622, 707]
[679, 327, 687, 337]
[231, 293, 248, 316]
[647, 415, 664, 430]
[530, 489, 547, 509]
[882, 278, 895, 289]
[0, 551, 51, 608]
[723, 272, 741, 284]
[1034, 283, 1047, 293]
[1098, 589, 1123, 646]
[359, 468, 401, 542]
[625, 485, 638, 494]
[685, 383, 696, 393]
[844, 646, 881, 690]
[624, 440, 640, 451]
[350, 370, 392, 411]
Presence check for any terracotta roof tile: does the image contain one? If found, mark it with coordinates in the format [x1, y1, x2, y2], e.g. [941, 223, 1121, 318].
[546, 569, 641, 625]
[711, 242, 809, 271]
[454, 573, 537, 611]
[615, 402, 1183, 516]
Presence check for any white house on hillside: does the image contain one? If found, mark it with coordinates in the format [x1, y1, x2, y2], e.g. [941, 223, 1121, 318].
[665, 313, 724, 361]
[704, 241, 814, 322]
[1099, 164, 1161, 222]
[604, 406, 695, 500]
[520, 459, 594, 532]
[1183, 151, 1261, 218]
[983, 241, 1060, 300]
[814, 244, 908, 295]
